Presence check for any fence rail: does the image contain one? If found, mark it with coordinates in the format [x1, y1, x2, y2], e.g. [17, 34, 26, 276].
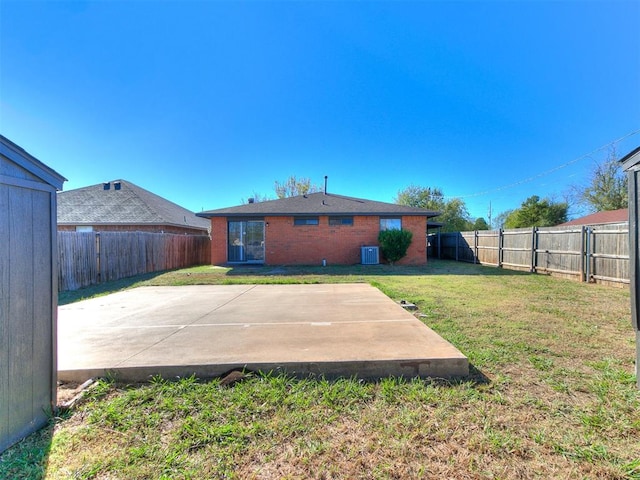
[58, 231, 211, 291]
[429, 222, 629, 285]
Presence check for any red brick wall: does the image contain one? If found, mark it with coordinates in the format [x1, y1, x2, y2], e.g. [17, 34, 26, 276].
[210, 217, 228, 265]
[208, 215, 427, 266]
[396, 215, 427, 266]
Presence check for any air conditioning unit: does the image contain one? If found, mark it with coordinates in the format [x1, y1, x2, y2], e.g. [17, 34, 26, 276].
[361, 246, 379, 265]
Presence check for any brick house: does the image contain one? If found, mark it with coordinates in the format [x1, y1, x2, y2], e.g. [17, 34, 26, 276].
[197, 192, 439, 266]
[57, 179, 210, 235]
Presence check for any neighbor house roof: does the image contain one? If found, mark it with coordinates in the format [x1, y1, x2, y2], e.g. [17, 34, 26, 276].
[559, 208, 629, 227]
[57, 179, 210, 231]
[197, 192, 440, 218]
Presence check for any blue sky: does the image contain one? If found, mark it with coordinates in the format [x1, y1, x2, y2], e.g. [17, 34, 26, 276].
[2, 1, 639, 223]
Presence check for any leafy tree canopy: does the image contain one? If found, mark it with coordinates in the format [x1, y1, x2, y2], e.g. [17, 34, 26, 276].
[395, 185, 473, 232]
[503, 196, 568, 228]
[493, 210, 514, 229]
[473, 217, 490, 230]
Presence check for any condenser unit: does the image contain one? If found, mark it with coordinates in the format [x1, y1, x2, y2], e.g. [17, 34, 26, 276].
[361, 246, 379, 265]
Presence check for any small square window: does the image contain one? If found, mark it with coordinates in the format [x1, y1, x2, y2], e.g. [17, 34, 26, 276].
[294, 217, 319, 226]
[329, 216, 353, 226]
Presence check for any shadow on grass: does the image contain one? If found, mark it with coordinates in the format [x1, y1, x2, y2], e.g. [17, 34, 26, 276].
[466, 364, 491, 385]
[223, 259, 531, 278]
[0, 420, 56, 480]
[58, 271, 168, 305]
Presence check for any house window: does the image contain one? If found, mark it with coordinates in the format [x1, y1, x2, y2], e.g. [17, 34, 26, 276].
[75, 226, 93, 232]
[329, 216, 353, 226]
[294, 217, 319, 226]
[380, 218, 401, 231]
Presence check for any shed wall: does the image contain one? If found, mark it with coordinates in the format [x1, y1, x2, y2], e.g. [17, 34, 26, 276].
[0, 160, 58, 453]
[628, 164, 639, 330]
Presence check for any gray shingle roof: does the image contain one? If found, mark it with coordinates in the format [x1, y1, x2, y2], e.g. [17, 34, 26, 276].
[57, 179, 210, 231]
[197, 192, 440, 218]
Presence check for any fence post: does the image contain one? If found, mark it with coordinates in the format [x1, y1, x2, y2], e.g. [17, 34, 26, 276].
[585, 227, 591, 282]
[580, 225, 586, 282]
[95, 232, 101, 284]
[498, 228, 504, 268]
[455, 233, 459, 261]
[531, 227, 537, 273]
[437, 230, 441, 259]
[474, 230, 478, 264]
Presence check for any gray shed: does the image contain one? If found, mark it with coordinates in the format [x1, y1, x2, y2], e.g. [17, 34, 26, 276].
[620, 146, 640, 389]
[1, 135, 66, 453]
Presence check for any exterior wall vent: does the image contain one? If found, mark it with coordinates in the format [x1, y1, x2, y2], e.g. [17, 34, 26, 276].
[361, 246, 379, 265]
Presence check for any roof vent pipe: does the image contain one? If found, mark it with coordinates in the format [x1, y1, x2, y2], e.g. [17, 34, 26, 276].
[324, 175, 328, 195]
[248, 198, 255, 203]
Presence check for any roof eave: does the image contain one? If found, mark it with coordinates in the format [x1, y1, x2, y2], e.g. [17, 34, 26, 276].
[620, 146, 640, 171]
[1, 135, 67, 190]
[198, 211, 440, 218]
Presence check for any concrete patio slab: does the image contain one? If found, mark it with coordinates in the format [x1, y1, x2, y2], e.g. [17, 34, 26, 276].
[57, 284, 468, 382]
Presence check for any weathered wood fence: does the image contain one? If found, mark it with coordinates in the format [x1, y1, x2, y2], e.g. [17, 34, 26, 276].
[58, 231, 211, 291]
[428, 222, 629, 285]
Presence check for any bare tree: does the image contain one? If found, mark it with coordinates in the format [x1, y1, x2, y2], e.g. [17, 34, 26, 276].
[274, 176, 322, 198]
[576, 146, 628, 213]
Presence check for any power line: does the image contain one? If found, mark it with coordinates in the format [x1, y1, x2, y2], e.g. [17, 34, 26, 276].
[443, 129, 640, 200]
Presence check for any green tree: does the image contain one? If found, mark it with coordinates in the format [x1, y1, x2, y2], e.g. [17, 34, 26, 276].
[275, 176, 322, 199]
[503, 196, 568, 228]
[578, 147, 628, 212]
[395, 185, 473, 232]
[473, 217, 490, 230]
[493, 210, 514, 229]
[378, 229, 413, 265]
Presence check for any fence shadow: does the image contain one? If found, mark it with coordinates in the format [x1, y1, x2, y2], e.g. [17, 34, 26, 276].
[224, 259, 531, 278]
[0, 419, 56, 480]
[58, 270, 168, 305]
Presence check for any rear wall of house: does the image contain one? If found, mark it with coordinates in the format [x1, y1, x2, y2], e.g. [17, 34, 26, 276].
[209, 215, 427, 266]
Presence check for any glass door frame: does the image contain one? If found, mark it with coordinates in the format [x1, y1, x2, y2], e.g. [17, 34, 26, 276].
[227, 219, 265, 264]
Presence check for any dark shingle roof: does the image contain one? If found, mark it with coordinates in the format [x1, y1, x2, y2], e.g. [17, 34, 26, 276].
[559, 208, 628, 226]
[57, 179, 210, 231]
[197, 192, 440, 218]
[620, 145, 640, 171]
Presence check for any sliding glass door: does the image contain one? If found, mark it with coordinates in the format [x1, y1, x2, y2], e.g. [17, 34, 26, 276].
[228, 220, 265, 263]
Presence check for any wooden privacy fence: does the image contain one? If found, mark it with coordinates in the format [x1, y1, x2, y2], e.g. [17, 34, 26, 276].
[429, 222, 629, 285]
[58, 231, 211, 291]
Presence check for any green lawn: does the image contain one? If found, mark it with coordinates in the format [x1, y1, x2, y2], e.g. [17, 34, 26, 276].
[2, 260, 639, 479]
